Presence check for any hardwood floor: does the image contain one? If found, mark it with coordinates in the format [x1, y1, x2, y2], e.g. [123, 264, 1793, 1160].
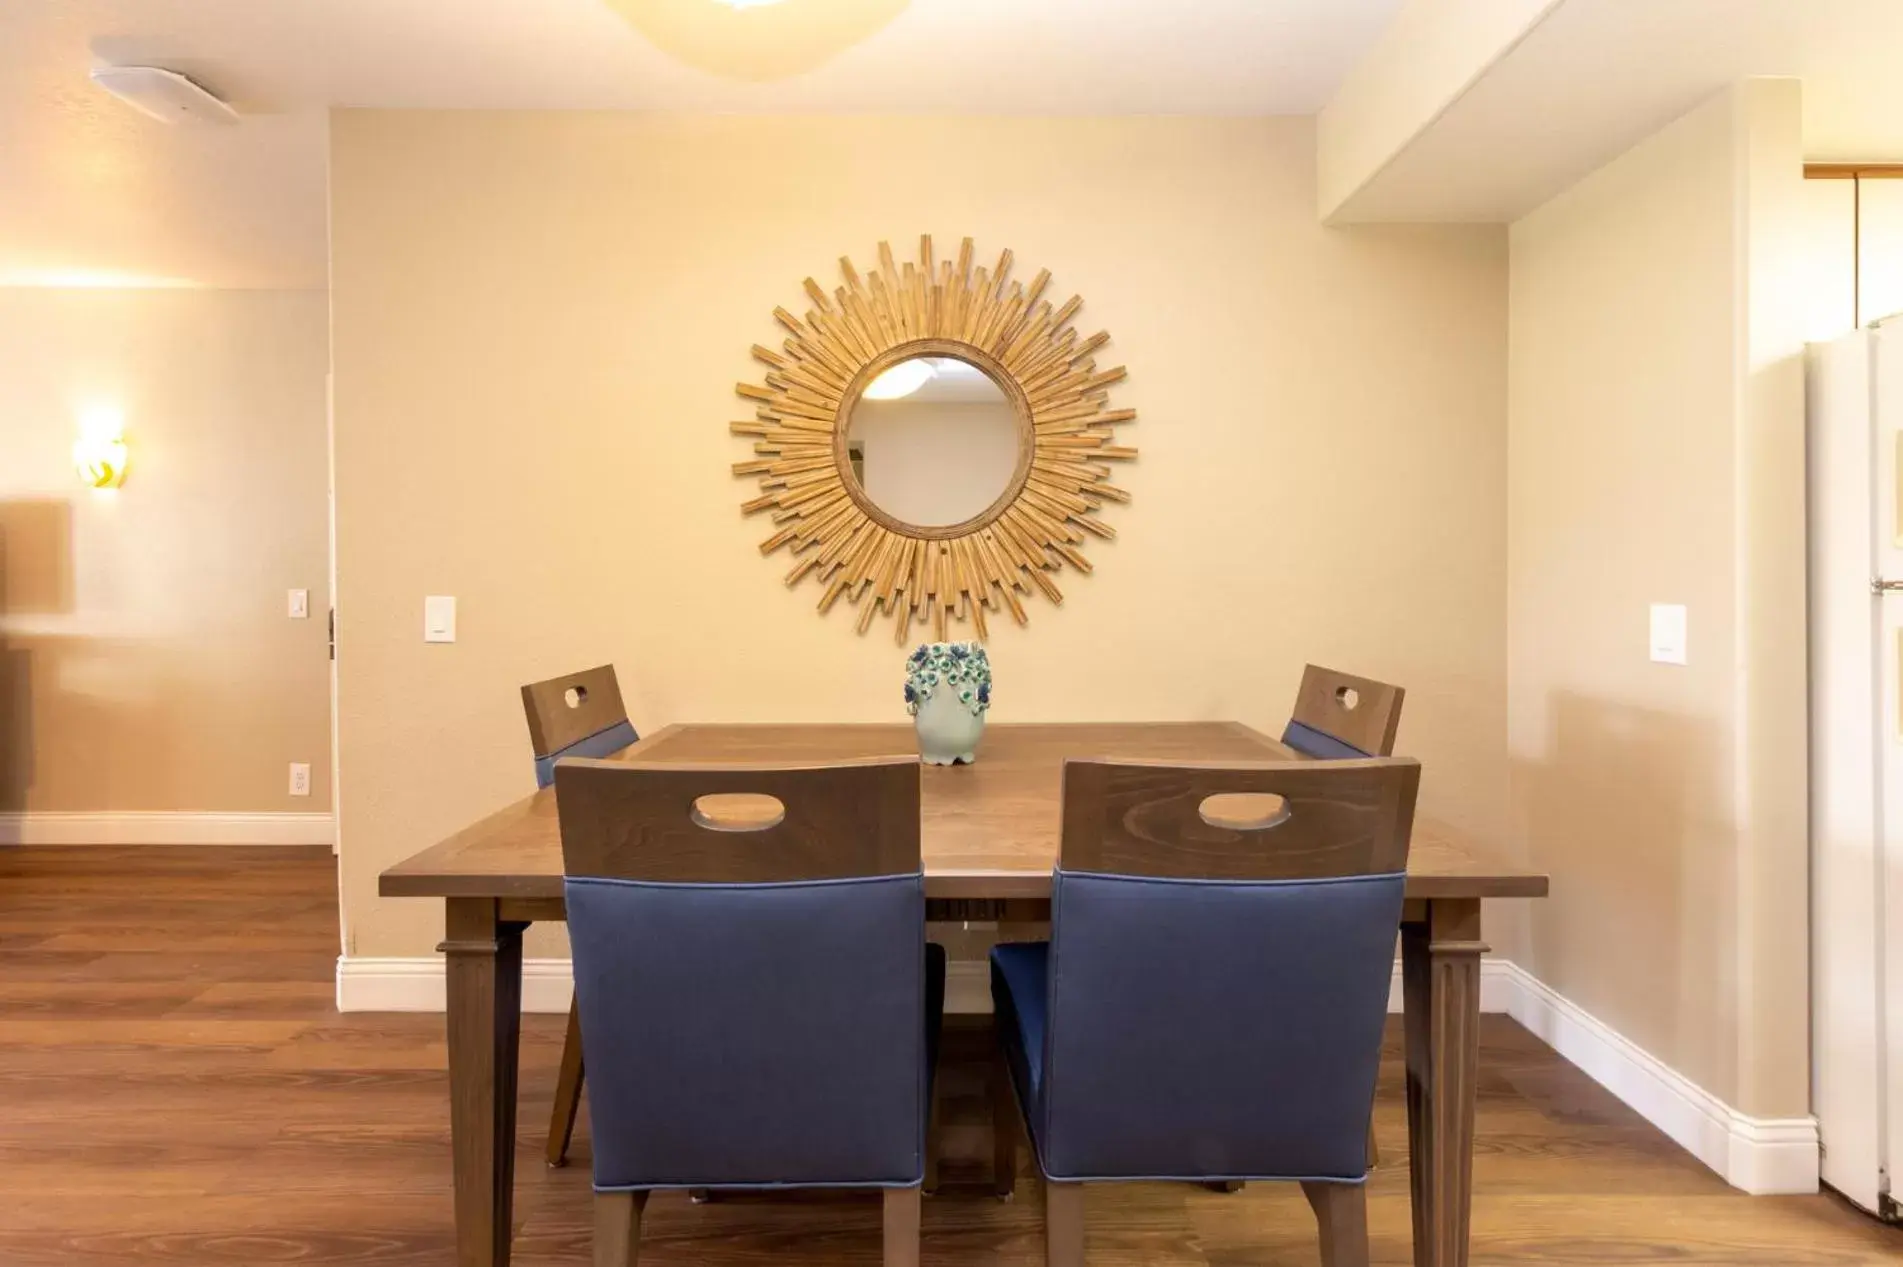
[2, 845, 1897, 1266]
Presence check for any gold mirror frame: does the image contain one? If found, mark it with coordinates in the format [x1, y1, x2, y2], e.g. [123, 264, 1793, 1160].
[733, 236, 1136, 641]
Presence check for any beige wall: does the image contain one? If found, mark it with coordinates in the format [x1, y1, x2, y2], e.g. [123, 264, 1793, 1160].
[1506, 80, 1809, 1116]
[0, 288, 332, 813]
[329, 112, 1509, 959]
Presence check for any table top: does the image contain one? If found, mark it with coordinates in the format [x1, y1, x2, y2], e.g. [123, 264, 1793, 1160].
[380, 721, 1548, 902]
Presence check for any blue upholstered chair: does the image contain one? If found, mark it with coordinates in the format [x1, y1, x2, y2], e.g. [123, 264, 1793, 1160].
[1276, 663, 1407, 1181]
[520, 664, 641, 1168]
[990, 757, 1420, 1267]
[554, 755, 943, 1267]
[1280, 663, 1405, 761]
[524, 665, 640, 792]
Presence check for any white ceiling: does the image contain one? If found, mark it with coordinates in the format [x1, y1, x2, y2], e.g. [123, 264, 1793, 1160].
[1335, 0, 1903, 223]
[11, 0, 1903, 285]
[0, 3, 328, 288]
[0, 0, 1402, 288]
[69, 0, 1404, 114]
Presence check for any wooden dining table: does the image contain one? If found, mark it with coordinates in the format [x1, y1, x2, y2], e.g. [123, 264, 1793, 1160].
[380, 721, 1547, 1267]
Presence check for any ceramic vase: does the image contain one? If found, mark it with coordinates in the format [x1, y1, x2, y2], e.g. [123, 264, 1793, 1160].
[904, 642, 991, 766]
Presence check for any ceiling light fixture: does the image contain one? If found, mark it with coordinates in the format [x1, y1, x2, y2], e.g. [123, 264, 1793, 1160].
[711, 0, 789, 8]
[860, 359, 937, 401]
[90, 65, 238, 125]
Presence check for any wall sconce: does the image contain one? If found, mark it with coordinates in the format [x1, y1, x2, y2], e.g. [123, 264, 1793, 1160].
[74, 407, 129, 489]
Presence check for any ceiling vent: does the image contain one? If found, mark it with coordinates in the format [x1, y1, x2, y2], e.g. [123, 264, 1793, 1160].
[90, 66, 238, 125]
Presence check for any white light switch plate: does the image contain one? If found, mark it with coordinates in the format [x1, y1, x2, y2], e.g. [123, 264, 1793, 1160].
[424, 595, 457, 643]
[288, 588, 309, 619]
[1649, 603, 1688, 665]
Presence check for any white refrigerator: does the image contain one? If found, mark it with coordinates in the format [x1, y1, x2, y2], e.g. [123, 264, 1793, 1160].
[1809, 315, 1903, 1221]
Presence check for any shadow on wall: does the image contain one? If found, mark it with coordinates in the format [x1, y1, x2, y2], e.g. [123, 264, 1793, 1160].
[0, 499, 74, 811]
[0, 499, 73, 614]
[1511, 689, 1735, 1099]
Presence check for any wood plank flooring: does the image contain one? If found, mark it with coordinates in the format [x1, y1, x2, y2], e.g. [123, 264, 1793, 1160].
[3, 845, 1898, 1265]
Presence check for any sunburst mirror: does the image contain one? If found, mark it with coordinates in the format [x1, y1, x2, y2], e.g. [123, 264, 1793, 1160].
[732, 236, 1135, 641]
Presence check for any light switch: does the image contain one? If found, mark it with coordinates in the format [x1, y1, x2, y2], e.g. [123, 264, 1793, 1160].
[288, 589, 309, 619]
[1649, 603, 1687, 665]
[424, 595, 457, 644]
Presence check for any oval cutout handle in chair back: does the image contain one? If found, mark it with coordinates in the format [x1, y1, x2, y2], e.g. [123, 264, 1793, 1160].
[691, 792, 787, 833]
[563, 685, 589, 708]
[1197, 792, 1291, 832]
[1334, 685, 1359, 710]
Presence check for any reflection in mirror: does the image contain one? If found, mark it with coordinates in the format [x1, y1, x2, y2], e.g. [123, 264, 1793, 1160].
[845, 356, 1022, 530]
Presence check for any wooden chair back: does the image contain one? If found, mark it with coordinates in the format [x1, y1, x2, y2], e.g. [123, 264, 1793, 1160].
[1286, 664, 1405, 757]
[521, 664, 630, 760]
[554, 757, 921, 883]
[1058, 757, 1419, 881]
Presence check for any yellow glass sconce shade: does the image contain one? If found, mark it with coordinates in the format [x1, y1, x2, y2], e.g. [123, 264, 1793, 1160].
[74, 408, 129, 489]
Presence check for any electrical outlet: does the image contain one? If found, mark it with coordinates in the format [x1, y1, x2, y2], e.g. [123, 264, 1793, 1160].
[288, 589, 309, 619]
[289, 762, 311, 797]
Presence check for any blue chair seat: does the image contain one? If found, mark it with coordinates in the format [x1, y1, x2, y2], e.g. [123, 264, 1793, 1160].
[989, 941, 1049, 1127]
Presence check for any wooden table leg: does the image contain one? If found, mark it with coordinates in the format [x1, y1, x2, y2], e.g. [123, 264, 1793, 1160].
[443, 898, 528, 1267]
[1401, 898, 1485, 1267]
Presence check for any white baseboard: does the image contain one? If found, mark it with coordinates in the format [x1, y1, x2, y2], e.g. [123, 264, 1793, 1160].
[1495, 961, 1818, 1195]
[953, 957, 1523, 1017]
[332, 951, 1818, 1196]
[1383, 956, 1520, 1014]
[340, 957, 972, 1017]
[334, 957, 1520, 1019]
[335, 956, 574, 1014]
[947, 960, 990, 1014]
[0, 811, 333, 846]
[332, 956, 1524, 1019]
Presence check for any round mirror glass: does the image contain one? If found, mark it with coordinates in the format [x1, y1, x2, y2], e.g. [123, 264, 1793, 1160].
[843, 354, 1023, 531]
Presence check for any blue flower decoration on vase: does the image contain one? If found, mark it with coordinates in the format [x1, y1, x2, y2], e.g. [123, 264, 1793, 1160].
[904, 642, 992, 718]
[905, 641, 992, 766]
